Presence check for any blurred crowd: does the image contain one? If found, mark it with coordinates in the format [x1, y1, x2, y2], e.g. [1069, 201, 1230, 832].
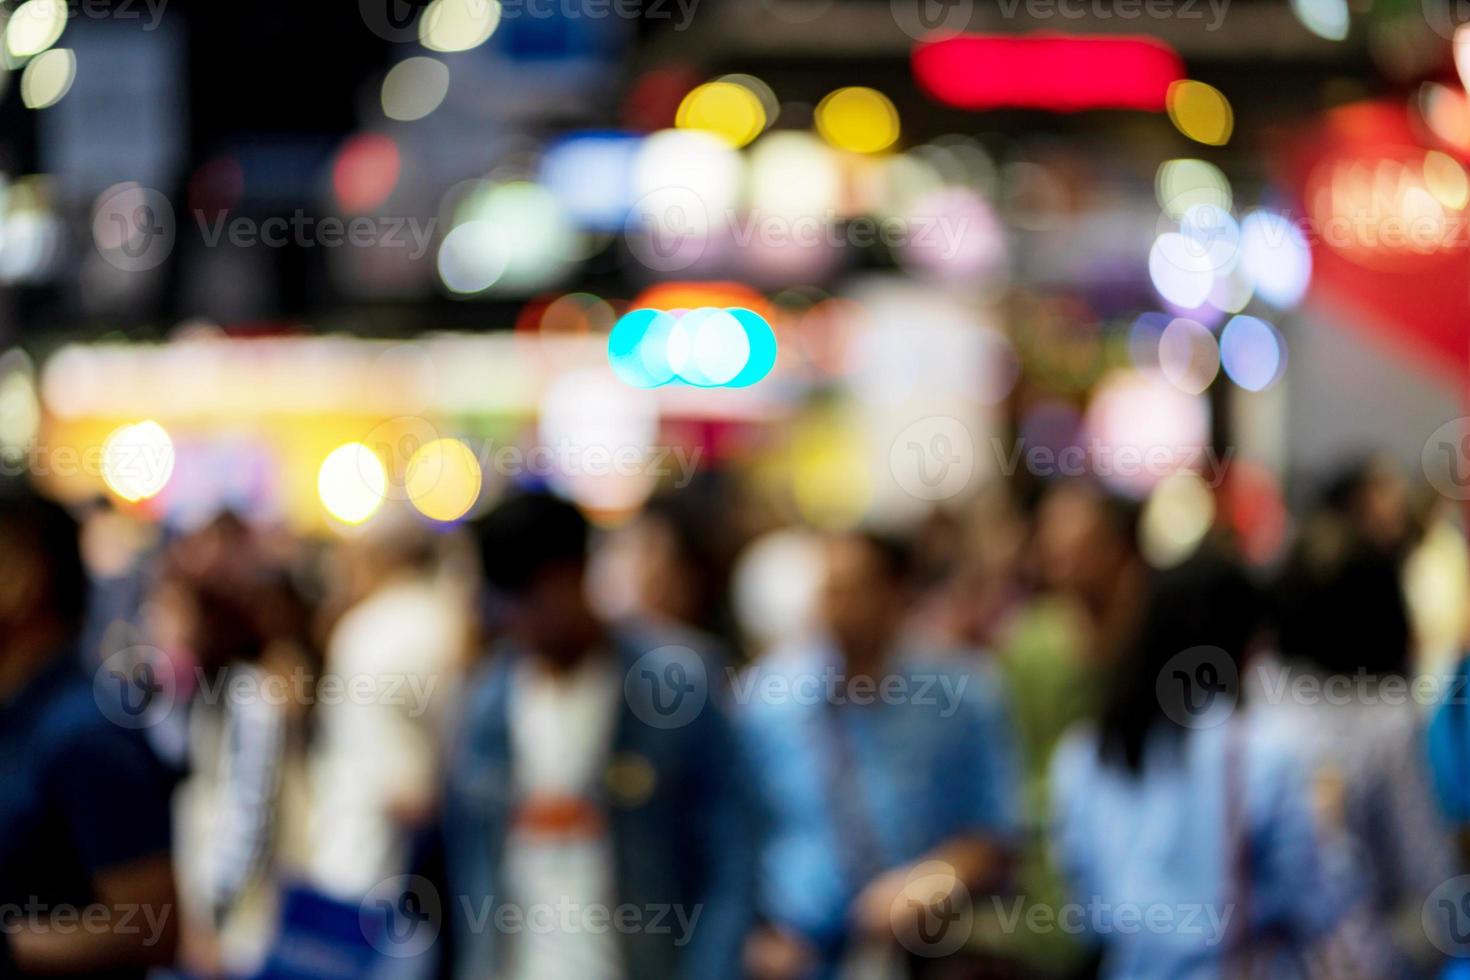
[3, 453, 1470, 980]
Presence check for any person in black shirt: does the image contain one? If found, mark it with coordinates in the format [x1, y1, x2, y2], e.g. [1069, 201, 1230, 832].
[0, 485, 177, 977]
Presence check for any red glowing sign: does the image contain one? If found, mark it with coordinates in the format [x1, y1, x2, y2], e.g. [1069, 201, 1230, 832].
[913, 34, 1185, 112]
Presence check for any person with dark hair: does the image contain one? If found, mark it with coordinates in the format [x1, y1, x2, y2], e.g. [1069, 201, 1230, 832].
[440, 491, 755, 980]
[739, 529, 1019, 979]
[1258, 516, 1456, 976]
[0, 484, 178, 977]
[979, 479, 1146, 978]
[1049, 548, 1347, 979]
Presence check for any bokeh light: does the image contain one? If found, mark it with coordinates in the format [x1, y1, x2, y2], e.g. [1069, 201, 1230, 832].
[1240, 210, 1311, 308]
[333, 133, 401, 213]
[815, 87, 900, 154]
[1291, 0, 1349, 41]
[1155, 158, 1232, 218]
[608, 307, 778, 389]
[419, 0, 501, 53]
[443, 181, 577, 295]
[5, 0, 65, 59]
[676, 81, 767, 148]
[1166, 80, 1233, 146]
[1424, 150, 1469, 210]
[437, 221, 507, 295]
[540, 132, 641, 231]
[1140, 471, 1216, 568]
[1149, 232, 1215, 308]
[1219, 314, 1285, 391]
[20, 47, 73, 109]
[405, 438, 482, 522]
[1157, 317, 1220, 394]
[381, 57, 450, 122]
[0, 350, 38, 450]
[102, 420, 175, 504]
[318, 442, 386, 526]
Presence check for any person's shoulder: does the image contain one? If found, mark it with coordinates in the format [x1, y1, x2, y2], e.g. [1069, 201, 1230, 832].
[33, 669, 156, 774]
[1048, 722, 1103, 803]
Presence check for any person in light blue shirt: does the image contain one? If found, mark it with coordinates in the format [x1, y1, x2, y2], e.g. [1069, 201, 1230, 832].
[1049, 548, 1350, 980]
[738, 530, 1021, 980]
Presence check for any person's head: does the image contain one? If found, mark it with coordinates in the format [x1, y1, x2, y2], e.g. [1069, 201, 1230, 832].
[1099, 547, 1262, 772]
[626, 492, 728, 631]
[819, 529, 913, 666]
[1321, 454, 1414, 557]
[1034, 479, 1138, 596]
[1274, 514, 1411, 678]
[476, 491, 600, 665]
[0, 483, 87, 647]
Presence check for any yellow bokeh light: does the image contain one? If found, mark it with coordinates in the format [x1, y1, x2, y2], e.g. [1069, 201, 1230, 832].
[676, 81, 767, 149]
[1140, 471, 1216, 568]
[6, 0, 66, 59]
[420, 0, 501, 53]
[1166, 80, 1233, 146]
[1424, 150, 1469, 210]
[405, 438, 482, 523]
[318, 442, 386, 526]
[815, 87, 900, 155]
[101, 420, 174, 504]
[20, 46, 72, 109]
